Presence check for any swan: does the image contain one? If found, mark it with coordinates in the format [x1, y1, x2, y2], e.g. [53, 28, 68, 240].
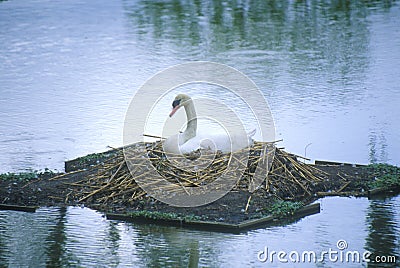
[163, 94, 256, 155]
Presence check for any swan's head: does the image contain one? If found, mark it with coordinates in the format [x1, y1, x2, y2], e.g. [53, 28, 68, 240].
[169, 94, 191, 117]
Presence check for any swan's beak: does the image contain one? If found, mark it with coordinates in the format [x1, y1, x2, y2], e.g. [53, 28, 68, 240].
[169, 105, 180, 117]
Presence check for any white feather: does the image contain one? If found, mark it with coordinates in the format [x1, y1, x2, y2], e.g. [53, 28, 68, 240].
[163, 94, 256, 154]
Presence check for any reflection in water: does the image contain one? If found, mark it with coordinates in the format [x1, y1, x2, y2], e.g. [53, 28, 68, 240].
[0, 0, 399, 172]
[0, 207, 125, 267]
[132, 224, 203, 267]
[0, 197, 398, 267]
[106, 221, 121, 263]
[45, 207, 68, 267]
[0, 215, 7, 265]
[123, 0, 399, 166]
[365, 196, 400, 267]
[368, 131, 388, 164]
[125, 0, 372, 77]
[0, 208, 60, 267]
[188, 240, 199, 268]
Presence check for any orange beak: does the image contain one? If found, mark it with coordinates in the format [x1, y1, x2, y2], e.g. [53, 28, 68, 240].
[169, 105, 180, 117]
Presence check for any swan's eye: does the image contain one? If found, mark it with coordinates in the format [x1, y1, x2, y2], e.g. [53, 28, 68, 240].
[172, 99, 181, 108]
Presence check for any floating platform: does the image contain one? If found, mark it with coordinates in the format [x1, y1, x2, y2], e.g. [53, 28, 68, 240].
[106, 203, 321, 233]
[0, 204, 37, 213]
[1, 142, 399, 232]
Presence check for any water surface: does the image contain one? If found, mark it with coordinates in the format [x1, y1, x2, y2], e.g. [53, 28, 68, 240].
[0, 0, 399, 173]
[0, 197, 399, 267]
[0, 0, 399, 267]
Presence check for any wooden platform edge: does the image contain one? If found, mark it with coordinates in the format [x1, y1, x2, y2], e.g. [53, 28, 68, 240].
[105, 203, 321, 233]
[314, 160, 366, 167]
[368, 186, 400, 198]
[0, 204, 38, 213]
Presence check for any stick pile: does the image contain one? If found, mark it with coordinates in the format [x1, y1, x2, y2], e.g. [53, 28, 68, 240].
[62, 141, 328, 205]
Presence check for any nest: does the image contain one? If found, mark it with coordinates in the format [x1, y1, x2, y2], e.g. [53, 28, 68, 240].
[62, 141, 328, 205]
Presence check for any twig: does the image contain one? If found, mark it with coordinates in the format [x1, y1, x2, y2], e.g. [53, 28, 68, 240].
[48, 169, 85, 181]
[143, 133, 166, 140]
[244, 195, 252, 213]
[107, 161, 125, 183]
[337, 181, 351, 193]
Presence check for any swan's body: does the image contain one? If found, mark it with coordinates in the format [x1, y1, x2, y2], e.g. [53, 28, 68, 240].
[163, 94, 255, 154]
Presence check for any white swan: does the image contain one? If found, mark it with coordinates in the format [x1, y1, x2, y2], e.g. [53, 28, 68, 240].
[163, 94, 256, 155]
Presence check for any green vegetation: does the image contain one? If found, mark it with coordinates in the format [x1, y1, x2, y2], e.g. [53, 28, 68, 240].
[76, 151, 119, 165]
[266, 200, 304, 219]
[127, 210, 203, 221]
[0, 168, 56, 182]
[77, 152, 104, 164]
[367, 163, 400, 189]
[0, 172, 38, 181]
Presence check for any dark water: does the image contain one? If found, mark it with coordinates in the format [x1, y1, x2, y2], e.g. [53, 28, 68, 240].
[1, 0, 399, 267]
[0, 197, 399, 267]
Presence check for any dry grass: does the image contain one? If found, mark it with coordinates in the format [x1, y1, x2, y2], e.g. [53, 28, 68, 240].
[59, 141, 328, 205]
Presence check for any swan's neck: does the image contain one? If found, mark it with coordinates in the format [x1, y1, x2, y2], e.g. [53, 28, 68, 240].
[182, 100, 197, 143]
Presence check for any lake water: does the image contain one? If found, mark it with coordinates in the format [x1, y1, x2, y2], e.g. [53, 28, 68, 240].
[0, 196, 399, 267]
[0, 0, 399, 267]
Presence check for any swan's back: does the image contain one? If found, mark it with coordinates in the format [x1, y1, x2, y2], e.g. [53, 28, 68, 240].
[183, 130, 255, 153]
